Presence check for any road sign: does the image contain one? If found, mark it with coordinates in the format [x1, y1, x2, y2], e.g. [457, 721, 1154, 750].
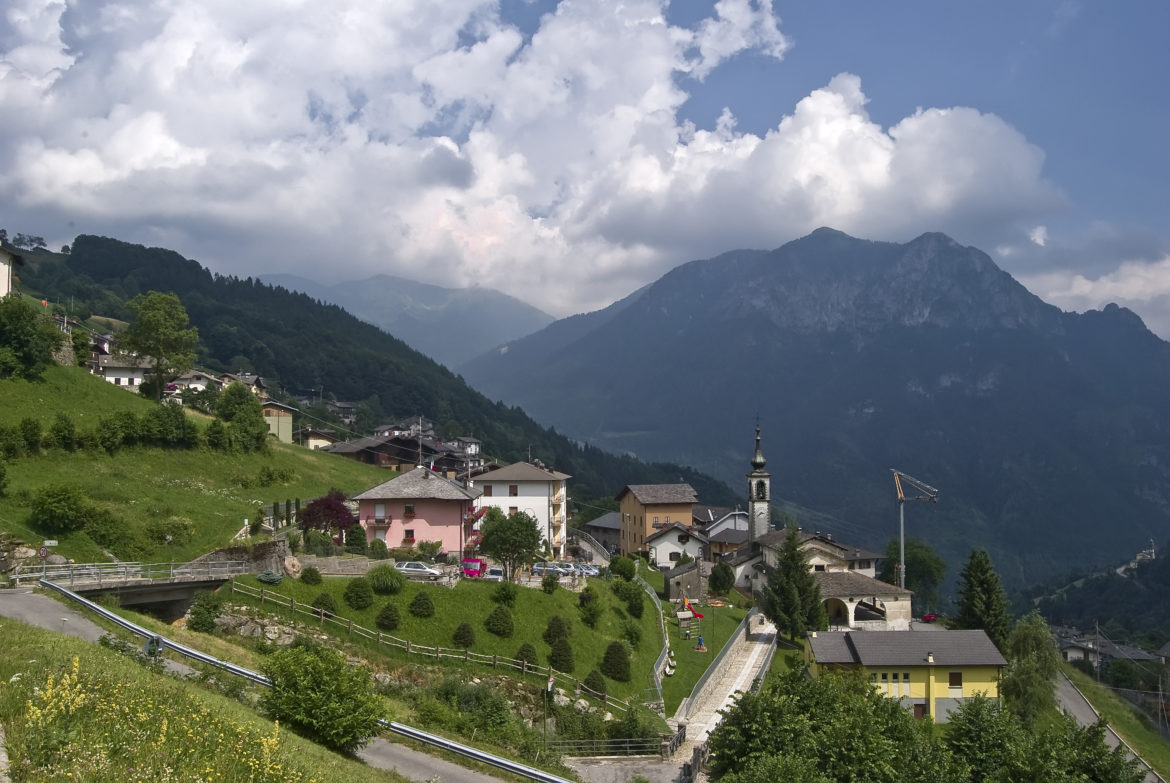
[38, 546, 48, 559]
[42, 539, 58, 547]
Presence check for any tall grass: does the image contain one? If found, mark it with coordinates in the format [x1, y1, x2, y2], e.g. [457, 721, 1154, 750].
[0, 619, 411, 783]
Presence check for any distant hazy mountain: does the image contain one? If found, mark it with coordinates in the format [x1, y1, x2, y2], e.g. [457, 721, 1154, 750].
[461, 228, 1170, 587]
[261, 273, 553, 368]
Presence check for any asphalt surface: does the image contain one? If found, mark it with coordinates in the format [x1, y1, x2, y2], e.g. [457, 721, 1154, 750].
[1056, 672, 1164, 783]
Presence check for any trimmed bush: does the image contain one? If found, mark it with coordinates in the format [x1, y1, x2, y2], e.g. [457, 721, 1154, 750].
[625, 591, 644, 619]
[453, 622, 476, 649]
[300, 566, 322, 585]
[409, 591, 435, 618]
[601, 641, 631, 682]
[344, 577, 374, 609]
[622, 618, 642, 649]
[368, 539, 389, 560]
[543, 615, 572, 645]
[541, 572, 559, 594]
[491, 581, 518, 607]
[516, 642, 538, 665]
[311, 592, 338, 615]
[583, 669, 607, 698]
[549, 636, 575, 673]
[580, 599, 603, 629]
[344, 527, 368, 555]
[485, 604, 515, 637]
[609, 556, 636, 581]
[375, 602, 401, 631]
[367, 564, 406, 595]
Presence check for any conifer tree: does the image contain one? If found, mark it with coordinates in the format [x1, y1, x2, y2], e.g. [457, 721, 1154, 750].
[759, 525, 827, 641]
[953, 548, 1012, 650]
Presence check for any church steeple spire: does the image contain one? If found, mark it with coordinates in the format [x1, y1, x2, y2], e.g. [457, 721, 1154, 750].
[751, 426, 766, 471]
[747, 426, 771, 543]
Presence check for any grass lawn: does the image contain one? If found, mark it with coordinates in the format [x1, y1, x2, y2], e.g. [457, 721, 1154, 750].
[0, 618, 412, 783]
[660, 601, 748, 715]
[0, 366, 389, 564]
[226, 572, 664, 705]
[1065, 664, 1170, 779]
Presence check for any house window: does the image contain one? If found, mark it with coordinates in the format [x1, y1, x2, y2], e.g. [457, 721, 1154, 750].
[903, 672, 911, 698]
[114, 377, 122, 385]
[483, 485, 493, 497]
[509, 506, 518, 515]
[653, 516, 659, 525]
[508, 485, 518, 497]
[948, 671, 962, 696]
[669, 552, 680, 561]
[404, 504, 415, 517]
[891, 672, 899, 696]
[374, 503, 386, 521]
[404, 529, 415, 540]
[880, 672, 888, 695]
[814, 564, 826, 572]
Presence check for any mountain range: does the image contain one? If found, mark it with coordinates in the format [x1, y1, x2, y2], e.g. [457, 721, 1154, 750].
[258, 273, 553, 368]
[460, 228, 1170, 588]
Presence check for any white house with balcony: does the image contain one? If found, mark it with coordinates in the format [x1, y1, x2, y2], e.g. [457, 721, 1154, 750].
[473, 461, 571, 558]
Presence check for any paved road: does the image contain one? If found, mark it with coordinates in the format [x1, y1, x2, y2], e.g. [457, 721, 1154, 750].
[0, 586, 508, 783]
[1056, 672, 1164, 783]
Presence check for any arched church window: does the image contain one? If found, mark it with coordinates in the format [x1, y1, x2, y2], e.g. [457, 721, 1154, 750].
[755, 480, 767, 500]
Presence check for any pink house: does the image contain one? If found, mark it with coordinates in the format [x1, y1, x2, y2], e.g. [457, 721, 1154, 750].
[352, 467, 481, 554]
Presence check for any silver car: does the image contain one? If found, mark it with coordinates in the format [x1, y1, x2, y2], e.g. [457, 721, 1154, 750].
[394, 561, 442, 580]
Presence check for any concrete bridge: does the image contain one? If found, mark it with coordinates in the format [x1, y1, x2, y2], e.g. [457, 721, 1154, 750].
[13, 560, 248, 619]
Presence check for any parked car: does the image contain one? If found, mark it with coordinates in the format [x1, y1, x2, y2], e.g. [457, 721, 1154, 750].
[394, 561, 442, 580]
[531, 562, 571, 576]
[576, 563, 600, 576]
[461, 558, 486, 578]
[483, 567, 505, 581]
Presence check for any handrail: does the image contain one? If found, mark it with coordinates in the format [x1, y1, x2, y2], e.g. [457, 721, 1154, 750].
[634, 564, 667, 713]
[15, 560, 249, 587]
[680, 608, 757, 719]
[38, 578, 575, 783]
[568, 530, 610, 564]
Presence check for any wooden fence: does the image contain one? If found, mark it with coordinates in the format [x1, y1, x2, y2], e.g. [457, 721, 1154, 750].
[228, 579, 635, 715]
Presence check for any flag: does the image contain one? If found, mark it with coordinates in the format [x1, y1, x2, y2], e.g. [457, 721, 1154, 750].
[683, 596, 704, 619]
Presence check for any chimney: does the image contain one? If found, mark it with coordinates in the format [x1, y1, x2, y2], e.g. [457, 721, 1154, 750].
[926, 652, 934, 664]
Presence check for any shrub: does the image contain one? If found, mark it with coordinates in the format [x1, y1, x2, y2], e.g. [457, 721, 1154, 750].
[368, 538, 389, 560]
[286, 531, 301, 554]
[601, 641, 631, 682]
[611, 578, 640, 602]
[543, 615, 572, 645]
[625, 591, 644, 619]
[300, 565, 322, 585]
[344, 577, 374, 609]
[583, 669, 607, 698]
[549, 636, 575, 673]
[367, 564, 406, 595]
[516, 642, 538, 665]
[622, 618, 642, 649]
[187, 591, 223, 633]
[261, 643, 383, 752]
[375, 602, 401, 631]
[580, 598, 603, 629]
[345, 527, 368, 555]
[492, 581, 518, 607]
[146, 516, 194, 547]
[485, 604, 515, 637]
[453, 621, 476, 649]
[609, 556, 636, 581]
[257, 570, 283, 585]
[47, 412, 77, 451]
[311, 592, 338, 615]
[709, 559, 735, 596]
[409, 591, 435, 618]
[30, 483, 92, 533]
[541, 572, 560, 594]
[19, 417, 42, 454]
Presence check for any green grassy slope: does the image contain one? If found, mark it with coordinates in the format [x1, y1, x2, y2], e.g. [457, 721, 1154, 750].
[0, 366, 391, 562]
[1065, 664, 1170, 778]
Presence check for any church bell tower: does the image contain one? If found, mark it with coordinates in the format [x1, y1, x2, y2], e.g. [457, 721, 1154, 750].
[747, 426, 771, 543]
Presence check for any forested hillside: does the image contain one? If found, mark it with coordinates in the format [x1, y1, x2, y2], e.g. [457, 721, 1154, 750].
[15, 235, 739, 508]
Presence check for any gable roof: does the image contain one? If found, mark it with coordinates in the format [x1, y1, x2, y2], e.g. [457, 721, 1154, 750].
[813, 570, 911, 599]
[647, 522, 709, 544]
[809, 630, 1006, 668]
[352, 466, 480, 502]
[618, 484, 697, 505]
[476, 461, 571, 482]
[585, 511, 621, 530]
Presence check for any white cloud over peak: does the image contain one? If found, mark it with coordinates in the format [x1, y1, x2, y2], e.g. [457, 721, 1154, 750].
[1, 0, 1072, 319]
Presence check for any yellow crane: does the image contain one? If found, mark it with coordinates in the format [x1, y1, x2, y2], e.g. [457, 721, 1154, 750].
[890, 469, 940, 589]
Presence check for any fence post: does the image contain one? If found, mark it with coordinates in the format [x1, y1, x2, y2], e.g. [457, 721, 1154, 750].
[289, 598, 296, 613]
[260, 588, 265, 605]
[493, 654, 498, 670]
[407, 640, 412, 654]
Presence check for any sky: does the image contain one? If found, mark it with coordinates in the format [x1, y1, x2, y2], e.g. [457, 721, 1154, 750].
[2, 0, 1169, 337]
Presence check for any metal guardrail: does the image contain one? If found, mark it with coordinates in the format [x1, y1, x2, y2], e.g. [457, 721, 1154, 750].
[568, 530, 610, 564]
[634, 564, 668, 713]
[543, 737, 660, 756]
[38, 578, 575, 783]
[16, 560, 248, 587]
[680, 608, 757, 720]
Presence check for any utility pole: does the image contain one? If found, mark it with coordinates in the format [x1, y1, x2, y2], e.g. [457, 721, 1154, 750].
[890, 470, 940, 590]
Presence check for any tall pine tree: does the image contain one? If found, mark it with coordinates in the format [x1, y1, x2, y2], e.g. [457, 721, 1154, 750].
[760, 526, 827, 641]
[953, 548, 1011, 650]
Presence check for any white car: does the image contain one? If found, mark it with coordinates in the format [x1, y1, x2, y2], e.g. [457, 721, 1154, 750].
[394, 561, 442, 580]
[483, 567, 505, 582]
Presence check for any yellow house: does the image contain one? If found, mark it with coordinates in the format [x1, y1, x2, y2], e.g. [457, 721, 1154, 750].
[806, 629, 1006, 723]
[616, 484, 697, 556]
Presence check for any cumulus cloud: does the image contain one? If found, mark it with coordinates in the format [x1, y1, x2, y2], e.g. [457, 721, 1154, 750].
[1020, 255, 1170, 337]
[0, 0, 1083, 321]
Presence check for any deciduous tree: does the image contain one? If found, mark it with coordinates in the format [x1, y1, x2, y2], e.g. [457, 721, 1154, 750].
[877, 536, 946, 611]
[477, 508, 541, 581]
[1001, 610, 1060, 723]
[0, 295, 65, 380]
[121, 291, 198, 401]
